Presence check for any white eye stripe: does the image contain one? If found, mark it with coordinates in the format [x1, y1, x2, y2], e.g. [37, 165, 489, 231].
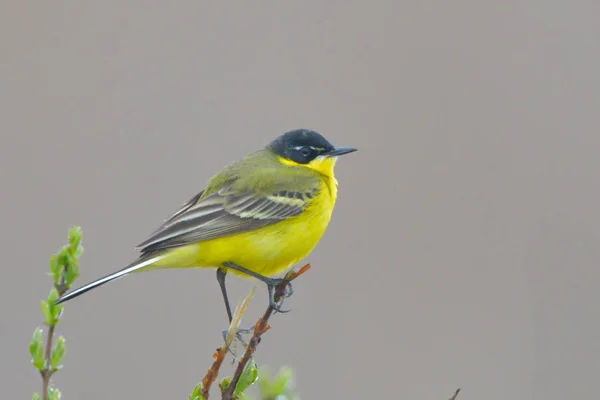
[292, 146, 326, 152]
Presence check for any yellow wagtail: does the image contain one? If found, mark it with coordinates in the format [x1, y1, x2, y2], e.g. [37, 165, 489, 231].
[56, 129, 357, 322]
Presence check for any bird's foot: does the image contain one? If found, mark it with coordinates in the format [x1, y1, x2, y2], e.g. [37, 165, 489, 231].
[222, 325, 255, 356]
[266, 279, 294, 313]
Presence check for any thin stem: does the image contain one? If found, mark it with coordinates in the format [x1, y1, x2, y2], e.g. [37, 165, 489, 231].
[201, 347, 227, 399]
[201, 286, 256, 399]
[221, 264, 310, 400]
[40, 324, 56, 400]
[41, 272, 67, 400]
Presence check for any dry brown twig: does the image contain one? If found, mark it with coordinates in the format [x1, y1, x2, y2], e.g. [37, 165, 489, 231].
[199, 263, 311, 400]
[200, 287, 256, 398]
[200, 263, 454, 399]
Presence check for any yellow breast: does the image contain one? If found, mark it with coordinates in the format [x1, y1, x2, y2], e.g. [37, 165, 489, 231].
[153, 156, 340, 278]
[155, 175, 337, 278]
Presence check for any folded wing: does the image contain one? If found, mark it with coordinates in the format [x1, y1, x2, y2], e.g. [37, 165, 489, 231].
[137, 182, 317, 255]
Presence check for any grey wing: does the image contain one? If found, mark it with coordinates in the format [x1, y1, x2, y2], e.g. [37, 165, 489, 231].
[136, 186, 309, 255]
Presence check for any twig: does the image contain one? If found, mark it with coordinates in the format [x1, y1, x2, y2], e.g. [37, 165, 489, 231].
[201, 287, 256, 399]
[41, 275, 68, 400]
[201, 346, 228, 398]
[40, 324, 55, 400]
[449, 388, 461, 400]
[31, 227, 83, 400]
[221, 264, 311, 400]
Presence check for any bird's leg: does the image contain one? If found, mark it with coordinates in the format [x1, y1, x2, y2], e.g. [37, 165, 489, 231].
[216, 268, 253, 354]
[222, 262, 294, 313]
[216, 267, 233, 323]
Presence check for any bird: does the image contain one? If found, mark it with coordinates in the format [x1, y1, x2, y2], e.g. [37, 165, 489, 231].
[56, 129, 357, 324]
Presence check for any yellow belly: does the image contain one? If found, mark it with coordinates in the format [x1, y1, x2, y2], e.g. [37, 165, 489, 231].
[150, 180, 336, 278]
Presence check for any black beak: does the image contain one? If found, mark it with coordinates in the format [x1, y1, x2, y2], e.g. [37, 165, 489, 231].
[324, 147, 358, 157]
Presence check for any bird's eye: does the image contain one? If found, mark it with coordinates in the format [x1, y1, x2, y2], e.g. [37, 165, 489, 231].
[300, 147, 312, 157]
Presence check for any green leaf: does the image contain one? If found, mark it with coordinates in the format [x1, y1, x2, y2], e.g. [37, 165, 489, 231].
[61, 247, 80, 287]
[50, 254, 60, 285]
[258, 366, 294, 398]
[68, 226, 82, 250]
[56, 248, 68, 270]
[29, 328, 45, 370]
[47, 387, 61, 400]
[51, 336, 66, 370]
[48, 232, 83, 289]
[30, 328, 42, 349]
[234, 358, 259, 397]
[271, 366, 294, 395]
[43, 289, 62, 325]
[32, 392, 40, 400]
[40, 300, 53, 326]
[47, 288, 59, 304]
[188, 383, 205, 400]
[219, 376, 231, 392]
[257, 366, 272, 394]
[64, 259, 79, 287]
[74, 245, 84, 258]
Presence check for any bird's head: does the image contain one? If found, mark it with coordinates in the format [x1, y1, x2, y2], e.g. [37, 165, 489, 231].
[268, 129, 357, 176]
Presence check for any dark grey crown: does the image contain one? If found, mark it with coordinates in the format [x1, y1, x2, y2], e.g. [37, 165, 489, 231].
[269, 129, 335, 164]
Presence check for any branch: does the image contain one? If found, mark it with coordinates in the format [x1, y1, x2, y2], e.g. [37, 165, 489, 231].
[221, 264, 310, 400]
[30, 227, 83, 400]
[449, 388, 461, 400]
[39, 324, 56, 399]
[40, 267, 69, 399]
[191, 264, 310, 400]
[199, 287, 256, 399]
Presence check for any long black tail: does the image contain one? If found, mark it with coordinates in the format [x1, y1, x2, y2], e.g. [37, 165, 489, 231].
[55, 254, 163, 304]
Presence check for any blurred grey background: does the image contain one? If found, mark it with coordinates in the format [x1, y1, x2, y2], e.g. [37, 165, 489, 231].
[2, 1, 599, 399]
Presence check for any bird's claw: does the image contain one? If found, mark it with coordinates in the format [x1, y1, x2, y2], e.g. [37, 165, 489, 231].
[269, 299, 291, 314]
[283, 282, 294, 298]
[266, 280, 293, 314]
[221, 326, 254, 356]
